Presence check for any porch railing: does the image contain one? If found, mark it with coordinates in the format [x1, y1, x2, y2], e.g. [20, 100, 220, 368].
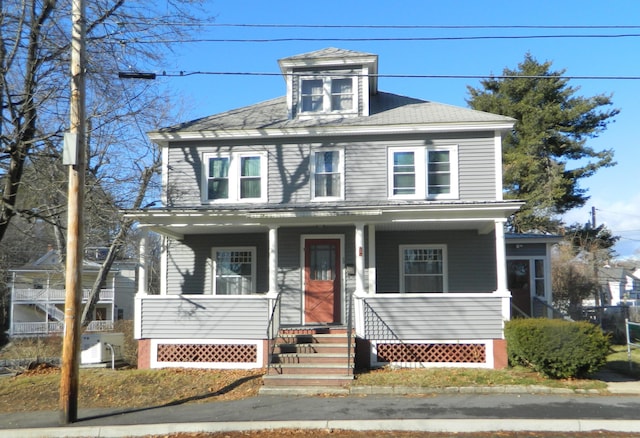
[13, 288, 115, 302]
[11, 320, 114, 336]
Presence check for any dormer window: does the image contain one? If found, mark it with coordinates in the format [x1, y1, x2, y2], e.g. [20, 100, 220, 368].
[300, 77, 355, 114]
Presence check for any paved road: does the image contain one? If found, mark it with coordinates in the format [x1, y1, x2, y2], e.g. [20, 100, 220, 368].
[2, 393, 640, 436]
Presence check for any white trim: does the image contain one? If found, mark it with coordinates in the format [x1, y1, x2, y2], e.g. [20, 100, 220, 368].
[370, 339, 494, 369]
[211, 247, 257, 295]
[310, 147, 344, 201]
[161, 146, 169, 205]
[149, 122, 515, 142]
[388, 145, 459, 201]
[494, 130, 504, 201]
[160, 235, 168, 295]
[268, 226, 279, 294]
[201, 151, 267, 204]
[399, 244, 448, 293]
[298, 75, 359, 117]
[150, 338, 263, 369]
[300, 234, 345, 324]
[494, 220, 508, 293]
[354, 223, 365, 294]
[367, 224, 376, 294]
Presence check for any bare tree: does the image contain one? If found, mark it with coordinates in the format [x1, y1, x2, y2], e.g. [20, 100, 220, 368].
[0, 0, 208, 325]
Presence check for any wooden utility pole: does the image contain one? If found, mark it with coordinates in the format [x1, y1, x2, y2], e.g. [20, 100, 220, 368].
[59, 0, 86, 425]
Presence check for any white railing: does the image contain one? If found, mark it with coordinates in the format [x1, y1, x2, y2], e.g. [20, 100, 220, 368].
[12, 288, 115, 302]
[11, 320, 114, 336]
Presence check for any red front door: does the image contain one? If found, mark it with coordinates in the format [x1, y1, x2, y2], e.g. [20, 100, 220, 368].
[304, 239, 341, 324]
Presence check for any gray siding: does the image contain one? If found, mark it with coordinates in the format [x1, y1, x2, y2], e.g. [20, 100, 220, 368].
[164, 131, 498, 208]
[376, 230, 496, 293]
[139, 296, 270, 339]
[166, 233, 269, 295]
[361, 295, 503, 340]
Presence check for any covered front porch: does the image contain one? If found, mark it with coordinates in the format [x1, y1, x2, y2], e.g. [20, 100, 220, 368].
[129, 201, 519, 370]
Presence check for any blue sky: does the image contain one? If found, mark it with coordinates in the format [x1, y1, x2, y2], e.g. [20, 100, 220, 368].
[158, 0, 640, 258]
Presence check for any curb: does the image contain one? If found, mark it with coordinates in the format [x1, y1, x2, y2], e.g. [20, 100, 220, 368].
[6, 418, 640, 438]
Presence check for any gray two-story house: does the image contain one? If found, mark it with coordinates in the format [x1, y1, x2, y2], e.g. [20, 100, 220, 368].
[127, 48, 522, 386]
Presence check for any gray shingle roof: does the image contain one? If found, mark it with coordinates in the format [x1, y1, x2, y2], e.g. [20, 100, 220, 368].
[157, 91, 514, 134]
[279, 47, 376, 61]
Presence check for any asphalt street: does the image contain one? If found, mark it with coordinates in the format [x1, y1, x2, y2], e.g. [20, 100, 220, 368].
[1, 393, 640, 431]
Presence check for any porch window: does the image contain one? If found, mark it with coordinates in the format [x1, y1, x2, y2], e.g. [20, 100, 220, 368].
[311, 149, 343, 200]
[388, 146, 458, 200]
[213, 248, 256, 295]
[203, 153, 266, 203]
[300, 77, 355, 114]
[399, 245, 448, 293]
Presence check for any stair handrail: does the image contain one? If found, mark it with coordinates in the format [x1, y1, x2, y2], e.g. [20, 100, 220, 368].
[346, 289, 354, 376]
[266, 291, 282, 373]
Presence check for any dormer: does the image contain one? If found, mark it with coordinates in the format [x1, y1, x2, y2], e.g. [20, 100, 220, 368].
[278, 48, 378, 120]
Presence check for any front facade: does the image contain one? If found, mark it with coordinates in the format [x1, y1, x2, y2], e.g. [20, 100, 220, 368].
[128, 48, 522, 371]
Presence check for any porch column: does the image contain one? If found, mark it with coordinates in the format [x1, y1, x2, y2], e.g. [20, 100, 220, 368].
[494, 219, 508, 292]
[268, 226, 279, 294]
[368, 224, 376, 294]
[494, 219, 511, 324]
[355, 223, 365, 293]
[137, 229, 148, 296]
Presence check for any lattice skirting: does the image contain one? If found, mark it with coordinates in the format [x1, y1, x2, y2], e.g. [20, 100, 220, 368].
[372, 340, 493, 368]
[150, 339, 264, 369]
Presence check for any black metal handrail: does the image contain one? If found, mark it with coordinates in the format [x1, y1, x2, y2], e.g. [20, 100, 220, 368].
[266, 291, 282, 373]
[346, 290, 354, 375]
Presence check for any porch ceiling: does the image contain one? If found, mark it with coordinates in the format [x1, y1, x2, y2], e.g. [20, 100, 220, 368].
[125, 201, 522, 239]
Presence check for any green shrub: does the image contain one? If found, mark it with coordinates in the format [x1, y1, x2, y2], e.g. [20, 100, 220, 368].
[505, 318, 609, 379]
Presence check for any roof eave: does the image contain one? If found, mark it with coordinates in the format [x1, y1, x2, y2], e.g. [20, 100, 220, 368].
[148, 121, 515, 144]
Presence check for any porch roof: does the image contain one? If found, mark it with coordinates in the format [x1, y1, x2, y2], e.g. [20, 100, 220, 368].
[124, 199, 523, 240]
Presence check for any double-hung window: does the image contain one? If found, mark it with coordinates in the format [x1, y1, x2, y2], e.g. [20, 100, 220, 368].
[212, 247, 256, 295]
[399, 245, 448, 293]
[311, 149, 343, 200]
[203, 152, 267, 203]
[300, 77, 355, 114]
[388, 146, 458, 200]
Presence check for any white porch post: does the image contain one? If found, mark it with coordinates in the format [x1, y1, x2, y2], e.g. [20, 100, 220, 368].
[494, 219, 508, 292]
[494, 219, 511, 324]
[269, 226, 279, 294]
[355, 223, 365, 293]
[368, 224, 376, 294]
[137, 229, 148, 296]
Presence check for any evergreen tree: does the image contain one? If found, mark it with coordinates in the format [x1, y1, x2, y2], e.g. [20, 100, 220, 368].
[467, 54, 619, 232]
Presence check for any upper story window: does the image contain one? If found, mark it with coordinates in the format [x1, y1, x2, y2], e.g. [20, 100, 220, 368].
[388, 146, 458, 200]
[311, 149, 343, 200]
[300, 77, 355, 115]
[203, 152, 267, 203]
[400, 245, 448, 293]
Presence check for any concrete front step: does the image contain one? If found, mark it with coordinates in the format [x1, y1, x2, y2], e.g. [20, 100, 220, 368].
[273, 343, 352, 355]
[274, 353, 353, 364]
[268, 363, 352, 375]
[259, 385, 350, 395]
[276, 333, 352, 344]
[262, 373, 354, 387]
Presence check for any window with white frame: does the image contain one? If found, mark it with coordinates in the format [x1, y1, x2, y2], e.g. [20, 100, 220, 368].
[212, 248, 256, 295]
[203, 152, 266, 202]
[388, 146, 458, 200]
[300, 77, 355, 114]
[399, 245, 448, 293]
[311, 149, 343, 200]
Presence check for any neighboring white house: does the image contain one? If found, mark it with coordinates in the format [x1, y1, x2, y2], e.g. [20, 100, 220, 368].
[598, 265, 640, 306]
[8, 249, 136, 336]
[126, 48, 525, 385]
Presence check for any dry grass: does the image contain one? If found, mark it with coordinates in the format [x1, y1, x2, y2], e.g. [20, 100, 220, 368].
[0, 366, 263, 413]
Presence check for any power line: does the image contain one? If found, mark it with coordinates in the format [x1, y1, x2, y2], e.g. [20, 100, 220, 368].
[118, 22, 640, 30]
[121, 33, 640, 44]
[137, 71, 640, 81]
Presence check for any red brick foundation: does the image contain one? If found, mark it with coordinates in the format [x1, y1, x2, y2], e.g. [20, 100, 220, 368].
[493, 339, 508, 369]
[137, 339, 151, 369]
